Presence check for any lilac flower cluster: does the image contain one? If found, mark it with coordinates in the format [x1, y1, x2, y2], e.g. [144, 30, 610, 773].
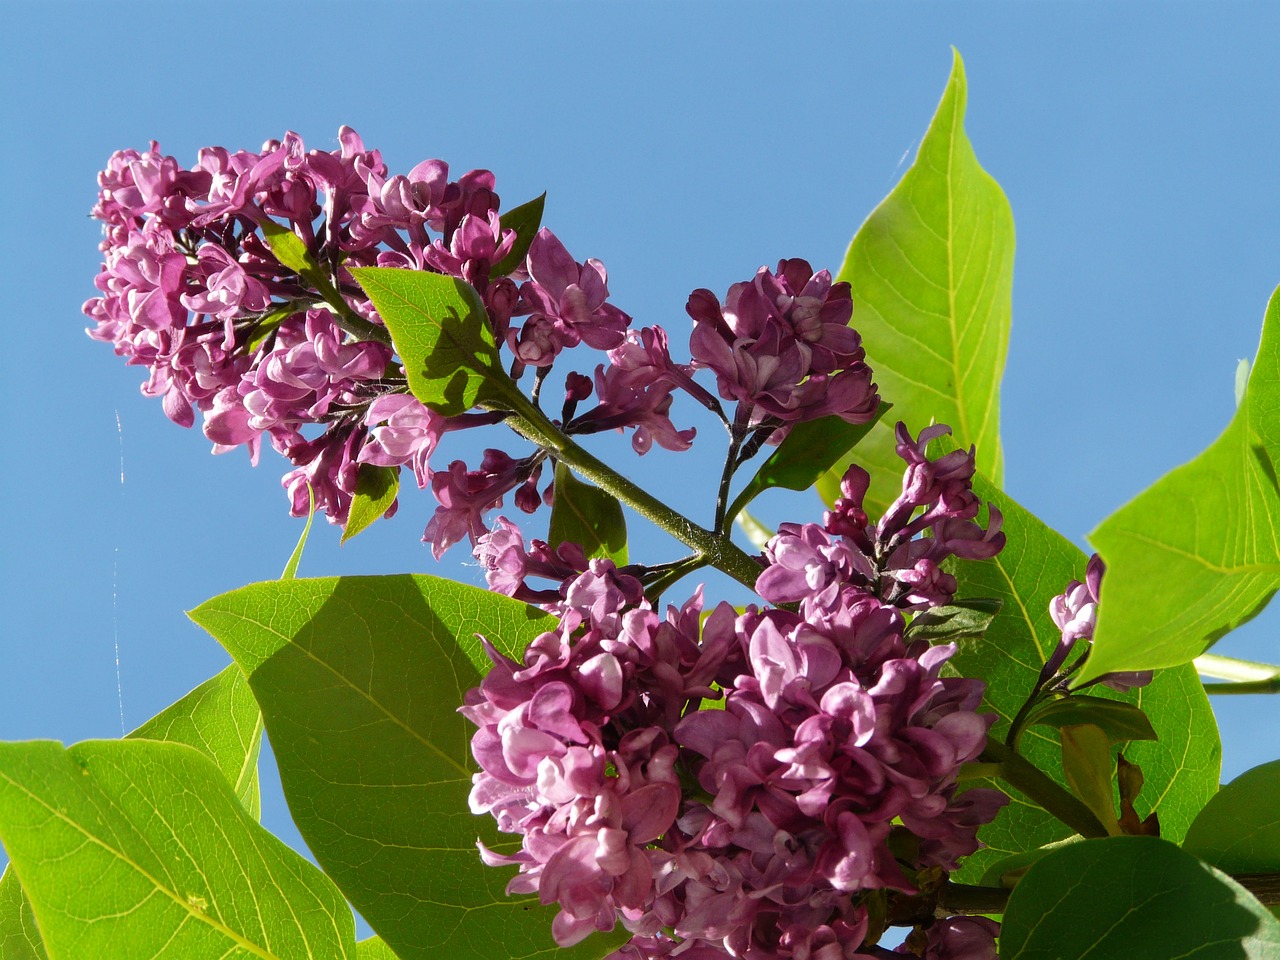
[687, 260, 879, 440]
[758, 424, 1006, 612]
[84, 129, 689, 548]
[1040, 554, 1153, 692]
[463, 426, 1007, 959]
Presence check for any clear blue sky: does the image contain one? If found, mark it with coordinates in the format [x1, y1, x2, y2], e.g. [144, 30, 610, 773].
[3, 0, 1278, 914]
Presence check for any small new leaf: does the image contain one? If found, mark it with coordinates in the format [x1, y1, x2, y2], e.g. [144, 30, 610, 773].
[1026, 695, 1158, 745]
[343, 464, 400, 543]
[261, 219, 345, 305]
[352, 267, 506, 417]
[1060, 723, 1121, 836]
[904, 597, 1001, 644]
[490, 193, 546, 279]
[730, 404, 889, 524]
[549, 461, 628, 564]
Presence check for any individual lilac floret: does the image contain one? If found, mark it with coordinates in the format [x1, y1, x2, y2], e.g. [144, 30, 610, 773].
[687, 259, 879, 432]
[758, 423, 1005, 612]
[507, 228, 632, 368]
[424, 451, 544, 558]
[1041, 554, 1153, 692]
[567, 327, 697, 454]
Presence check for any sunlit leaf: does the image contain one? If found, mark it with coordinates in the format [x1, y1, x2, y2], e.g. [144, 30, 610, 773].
[1084, 286, 1280, 681]
[491, 193, 546, 279]
[1183, 759, 1280, 875]
[1060, 724, 1121, 836]
[1000, 837, 1280, 959]
[0, 740, 355, 959]
[343, 464, 400, 543]
[191, 575, 626, 960]
[0, 663, 264, 958]
[549, 461, 628, 563]
[353, 267, 508, 417]
[818, 50, 1014, 517]
[945, 471, 1220, 882]
[282, 482, 315, 580]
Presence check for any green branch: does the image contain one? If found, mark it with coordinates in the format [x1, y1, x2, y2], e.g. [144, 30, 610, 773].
[490, 394, 764, 594]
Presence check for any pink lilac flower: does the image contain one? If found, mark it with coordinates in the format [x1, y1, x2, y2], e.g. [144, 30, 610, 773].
[424, 451, 544, 558]
[1041, 554, 1153, 692]
[507, 228, 632, 367]
[687, 259, 879, 433]
[86, 130, 634, 539]
[757, 423, 1005, 613]
[567, 327, 697, 454]
[463, 510, 1007, 958]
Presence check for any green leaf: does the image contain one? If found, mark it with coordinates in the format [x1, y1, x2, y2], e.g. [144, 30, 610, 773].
[261, 219, 346, 305]
[1084, 285, 1280, 682]
[282, 482, 315, 579]
[0, 739, 356, 960]
[245, 302, 301, 354]
[1025, 695, 1158, 745]
[190, 575, 626, 960]
[0, 867, 46, 960]
[1000, 836, 1280, 959]
[904, 597, 1001, 644]
[128, 663, 264, 820]
[729, 406, 889, 524]
[352, 267, 505, 417]
[490, 193, 546, 279]
[357, 936, 402, 960]
[1183, 759, 1280, 874]
[817, 50, 1014, 517]
[549, 461, 628, 563]
[343, 464, 400, 544]
[0, 663, 265, 958]
[945, 471, 1220, 883]
[1060, 724, 1121, 836]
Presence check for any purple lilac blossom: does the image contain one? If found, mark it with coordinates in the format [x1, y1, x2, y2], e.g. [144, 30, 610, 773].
[1042, 554, 1153, 692]
[86, 130, 635, 546]
[757, 424, 1005, 613]
[687, 259, 879, 435]
[462, 429, 1007, 958]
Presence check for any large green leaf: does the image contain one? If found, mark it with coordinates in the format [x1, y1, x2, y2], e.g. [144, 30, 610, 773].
[190, 575, 627, 960]
[0, 867, 45, 960]
[1000, 836, 1280, 959]
[549, 461, 628, 564]
[817, 50, 1014, 517]
[0, 739, 355, 959]
[0, 663, 264, 958]
[1184, 759, 1280, 875]
[352, 267, 507, 417]
[946, 473, 1220, 883]
[1084, 286, 1280, 681]
[128, 663, 264, 820]
[356, 937, 401, 960]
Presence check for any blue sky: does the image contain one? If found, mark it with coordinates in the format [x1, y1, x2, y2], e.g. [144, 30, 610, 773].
[3, 0, 1278, 914]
